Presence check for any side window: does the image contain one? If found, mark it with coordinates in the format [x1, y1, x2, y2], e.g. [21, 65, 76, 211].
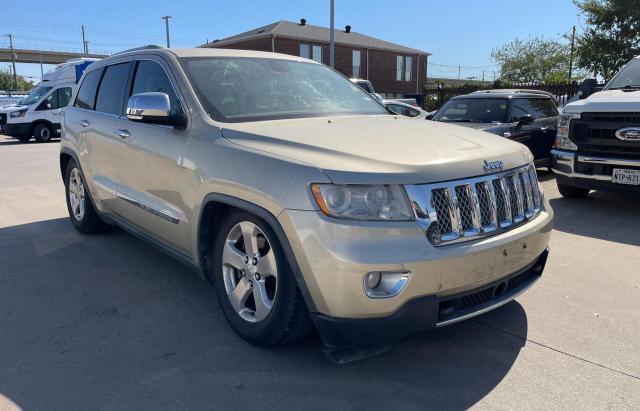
[36, 90, 57, 111]
[58, 87, 73, 108]
[74, 68, 103, 110]
[95, 63, 131, 115]
[131, 60, 182, 116]
[510, 98, 559, 121]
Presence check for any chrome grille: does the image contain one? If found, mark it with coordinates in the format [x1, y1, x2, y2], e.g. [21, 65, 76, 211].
[406, 164, 542, 245]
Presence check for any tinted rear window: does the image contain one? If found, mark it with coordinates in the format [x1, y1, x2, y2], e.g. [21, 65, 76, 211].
[509, 98, 558, 121]
[95, 63, 130, 115]
[74, 68, 103, 110]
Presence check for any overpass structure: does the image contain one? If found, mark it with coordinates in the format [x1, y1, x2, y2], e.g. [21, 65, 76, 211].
[0, 47, 108, 65]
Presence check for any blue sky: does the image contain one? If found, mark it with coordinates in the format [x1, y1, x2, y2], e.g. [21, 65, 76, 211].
[2, 0, 583, 83]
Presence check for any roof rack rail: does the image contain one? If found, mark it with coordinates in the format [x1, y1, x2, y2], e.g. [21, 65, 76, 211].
[472, 89, 555, 97]
[114, 45, 163, 55]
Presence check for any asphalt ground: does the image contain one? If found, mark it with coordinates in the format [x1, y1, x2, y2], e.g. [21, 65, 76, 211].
[0, 135, 638, 410]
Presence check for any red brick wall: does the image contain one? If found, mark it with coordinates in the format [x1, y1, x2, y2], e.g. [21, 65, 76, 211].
[207, 36, 423, 95]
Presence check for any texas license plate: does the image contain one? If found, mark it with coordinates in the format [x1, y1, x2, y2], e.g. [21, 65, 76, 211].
[612, 168, 640, 185]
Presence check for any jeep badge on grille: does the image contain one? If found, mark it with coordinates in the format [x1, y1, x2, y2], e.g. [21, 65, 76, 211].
[483, 160, 504, 171]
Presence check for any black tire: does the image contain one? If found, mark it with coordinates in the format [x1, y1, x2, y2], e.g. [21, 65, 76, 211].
[211, 210, 311, 346]
[64, 159, 107, 234]
[557, 181, 590, 198]
[34, 123, 53, 143]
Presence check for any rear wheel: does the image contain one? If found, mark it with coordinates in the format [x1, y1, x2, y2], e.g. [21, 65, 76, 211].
[34, 123, 53, 143]
[211, 211, 311, 346]
[557, 181, 590, 198]
[64, 160, 107, 233]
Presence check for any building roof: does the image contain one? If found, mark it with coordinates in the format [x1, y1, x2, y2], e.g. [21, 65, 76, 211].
[201, 20, 431, 56]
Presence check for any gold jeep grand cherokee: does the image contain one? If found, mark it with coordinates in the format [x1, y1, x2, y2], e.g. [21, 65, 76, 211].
[60, 47, 553, 361]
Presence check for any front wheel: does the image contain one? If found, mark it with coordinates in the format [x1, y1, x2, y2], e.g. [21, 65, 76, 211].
[211, 211, 311, 346]
[557, 181, 590, 198]
[34, 123, 53, 143]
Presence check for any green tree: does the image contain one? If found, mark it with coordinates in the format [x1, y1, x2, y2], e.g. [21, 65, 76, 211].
[0, 69, 35, 91]
[575, 0, 640, 80]
[491, 37, 575, 83]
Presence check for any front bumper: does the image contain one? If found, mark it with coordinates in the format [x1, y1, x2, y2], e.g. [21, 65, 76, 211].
[551, 149, 640, 193]
[3, 122, 31, 139]
[313, 250, 547, 349]
[278, 195, 552, 348]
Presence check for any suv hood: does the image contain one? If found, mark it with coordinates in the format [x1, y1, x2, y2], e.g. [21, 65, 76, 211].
[221, 115, 532, 184]
[564, 89, 640, 114]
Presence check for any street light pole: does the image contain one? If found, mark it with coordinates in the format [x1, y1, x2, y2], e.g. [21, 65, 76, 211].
[329, 0, 335, 67]
[162, 16, 172, 48]
[8, 34, 18, 90]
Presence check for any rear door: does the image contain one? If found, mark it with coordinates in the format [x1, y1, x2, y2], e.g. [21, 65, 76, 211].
[506, 98, 559, 161]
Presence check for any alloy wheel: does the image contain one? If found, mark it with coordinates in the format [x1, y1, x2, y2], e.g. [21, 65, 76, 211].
[68, 168, 86, 221]
[222, 221, 278, 323]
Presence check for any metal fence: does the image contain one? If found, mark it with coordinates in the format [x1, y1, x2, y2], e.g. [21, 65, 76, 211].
[423, 81, 602, 112]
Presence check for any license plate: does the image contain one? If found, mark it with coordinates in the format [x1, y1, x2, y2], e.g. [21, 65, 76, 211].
[612, 168, 640, 185]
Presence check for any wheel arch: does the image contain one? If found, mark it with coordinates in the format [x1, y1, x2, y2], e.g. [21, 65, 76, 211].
[197, 193, 317, 313]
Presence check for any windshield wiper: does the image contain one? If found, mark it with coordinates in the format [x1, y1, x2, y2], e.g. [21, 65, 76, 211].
[609, 85, 640, 91]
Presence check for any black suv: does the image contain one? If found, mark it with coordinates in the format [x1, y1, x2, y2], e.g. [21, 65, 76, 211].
[431, 89, 559, 167]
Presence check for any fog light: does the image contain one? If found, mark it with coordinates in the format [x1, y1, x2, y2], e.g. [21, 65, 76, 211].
[363, 271, 410, 298]
[365, 272, 382, 289]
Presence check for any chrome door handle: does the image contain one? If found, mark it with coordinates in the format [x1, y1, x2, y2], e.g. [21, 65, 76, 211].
[115, 129, 130, 139]
[80, 120, 89, 127]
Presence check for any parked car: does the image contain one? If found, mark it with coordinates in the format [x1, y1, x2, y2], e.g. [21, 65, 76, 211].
[60, 47, 552, 361]
[551, 56, 640, 197]
[430, 89, 560, 167]
[384, 100, 428, 119]
[350, 78, 417, 106]
[0, 58, 98, 142]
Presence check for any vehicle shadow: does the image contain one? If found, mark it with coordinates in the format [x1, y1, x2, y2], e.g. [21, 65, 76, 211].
[549, 190, 640, 247]
[0, 135, 60, 146]
[0, 218, 528, 410]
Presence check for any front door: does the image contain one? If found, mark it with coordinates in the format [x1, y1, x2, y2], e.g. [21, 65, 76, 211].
[112, 58, 191, 253]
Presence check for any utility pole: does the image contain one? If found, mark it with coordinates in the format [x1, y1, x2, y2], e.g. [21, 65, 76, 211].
[7, 34, 18, 90]
[162, 16, 172, 48]
[482, 70, 485, 82]
[329, 0, 335, 67]
[457, 64, 461, 80]
[81, 25, 88, 54]
[568, 25, 576, 80]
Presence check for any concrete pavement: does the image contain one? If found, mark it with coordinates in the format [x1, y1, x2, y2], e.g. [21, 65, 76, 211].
[0, 135, 638, 410]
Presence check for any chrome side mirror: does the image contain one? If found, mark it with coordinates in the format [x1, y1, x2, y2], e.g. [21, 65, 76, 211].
[126, 92, 184, 127]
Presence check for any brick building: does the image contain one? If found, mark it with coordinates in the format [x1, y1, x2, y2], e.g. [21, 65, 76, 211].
[201, 19, 431, 96]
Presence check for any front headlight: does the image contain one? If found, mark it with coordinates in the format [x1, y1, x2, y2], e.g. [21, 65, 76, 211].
[311, 184, 414, 221]
[554, 113, 580, 150]
[9, 109, 28, 118]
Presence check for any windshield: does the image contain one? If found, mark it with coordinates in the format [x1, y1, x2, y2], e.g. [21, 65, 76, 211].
[433, 98, 509, 123]
[19, 86, 53, 106]
[180, 57, 387, 122]
[606, 58, 640, 90]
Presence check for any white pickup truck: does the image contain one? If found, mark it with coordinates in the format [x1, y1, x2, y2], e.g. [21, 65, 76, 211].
[551, 56, 640, 197]
[0, 58, 98, 143]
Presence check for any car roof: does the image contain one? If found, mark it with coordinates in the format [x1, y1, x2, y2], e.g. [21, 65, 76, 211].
[452, 89, 555, 99]
[106, 45, 315, 63]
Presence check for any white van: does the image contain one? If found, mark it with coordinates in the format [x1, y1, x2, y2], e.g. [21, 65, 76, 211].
[0, 58, 99, 143]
